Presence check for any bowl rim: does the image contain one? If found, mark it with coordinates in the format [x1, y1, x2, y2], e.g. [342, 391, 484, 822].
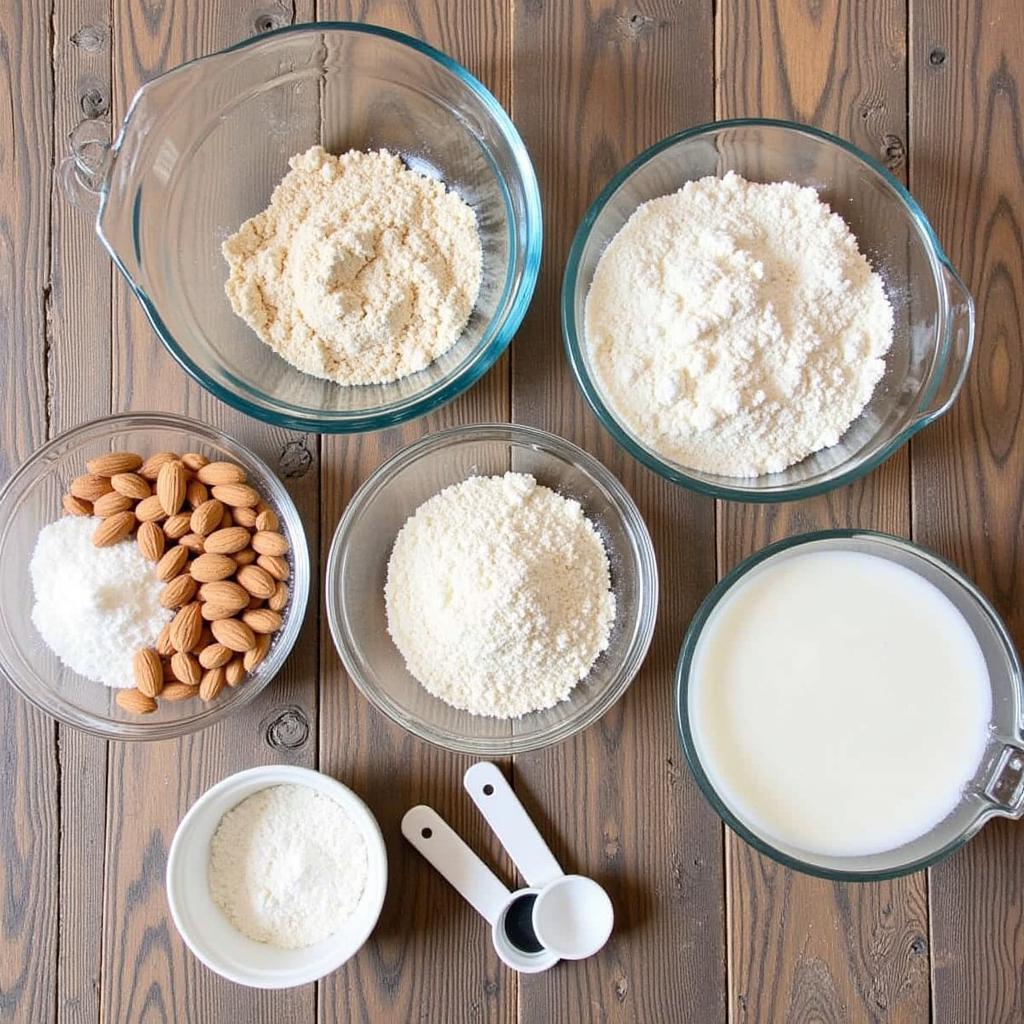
[561, 116, 968, 502]
[674, 528, 1023, 881]
[0, 411, 310, 741]
[98, 21, 543, 435]
[325, 422, 659, 754]
[165, 764, 388, 989]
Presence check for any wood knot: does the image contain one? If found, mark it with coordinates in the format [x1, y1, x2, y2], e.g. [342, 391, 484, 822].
[254, 11, 287, 35]
[80, 88, 108, 119]
[929, 46, 947, 67]
[910, 935, 927, 954]
[618, 12, 653, 37]
[279, 438, 313, 478]
[264, 706, 310, 749]
[70, 25, 107, 52]
[881, 134, 905, 170]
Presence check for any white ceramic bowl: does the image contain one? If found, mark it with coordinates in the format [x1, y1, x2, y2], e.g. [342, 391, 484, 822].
[166, 765, 387, 988]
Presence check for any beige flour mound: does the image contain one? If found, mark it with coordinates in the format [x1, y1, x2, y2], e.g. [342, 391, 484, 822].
[222, 147, 482, 385]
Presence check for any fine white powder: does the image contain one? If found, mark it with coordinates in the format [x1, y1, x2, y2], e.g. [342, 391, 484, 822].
[585, 171, 895, 476]
[208, 784, 368, 950]
[384, 473, 616, 719]
[222, 146, 482, 386]
[29, 516, 171, 689]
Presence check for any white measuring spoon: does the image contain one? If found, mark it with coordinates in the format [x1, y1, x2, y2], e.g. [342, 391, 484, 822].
[463, 762, 614, 960]
[401, 805, 559, 973]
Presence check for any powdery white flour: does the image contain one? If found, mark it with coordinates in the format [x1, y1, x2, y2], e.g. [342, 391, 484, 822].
[208, 784, 368, 949]
[30, 516, 171, 689]
[585, 171, 895, 476]
[385, 473, 616, 719]
[222, 146, 482, 386]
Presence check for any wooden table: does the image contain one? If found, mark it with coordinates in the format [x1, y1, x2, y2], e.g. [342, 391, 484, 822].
[3, 2, 1022, 1021]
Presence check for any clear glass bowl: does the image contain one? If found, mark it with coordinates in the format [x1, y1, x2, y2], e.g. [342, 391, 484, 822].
[325, 424, 658, 754]
[562, 119, 975, 502]
[63, 23, 541, 433]
[676, 531, 1024, 880]
[0, 414, 311, 741]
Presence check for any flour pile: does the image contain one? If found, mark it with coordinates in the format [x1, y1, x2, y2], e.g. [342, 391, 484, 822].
[385, 473, 616, 719]
[585, 171, 894, 476]
[223, 146, 482, 386]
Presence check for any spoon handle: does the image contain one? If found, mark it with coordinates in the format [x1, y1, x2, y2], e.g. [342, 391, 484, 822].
[401, 805, 511, 925]
[464, 762, 564, 890]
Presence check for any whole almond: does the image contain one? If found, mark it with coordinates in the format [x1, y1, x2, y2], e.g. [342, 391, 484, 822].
[200, 602, 238, 622]
[254, 508, 278, 532]
[182, 452, 209, 473]
[197, 461, 246, 486]
[136, 521, 165, 562]
[92, 491, 134, 517]
[234, 547, 257, 566]
[63, 493, 92, 517]
[170, 650, 201, 686]
[190, 499, 224, 537]
[139, 451, 178, 480]
[256, 554, 289, 582]
[211, 617, 256, 652]
[243, 632, 271, 672]
[211, 483, 260, 508]
[204, 526, 251, 555]
[163, 513, 192, 539]
[111, 472, 151, 499]
[87, 452, 143, 477]
[199, 580, 249, 612]
[161, 574, 198, 609]
[236, 564, 276, 600]
[156, 460, 187, 516]
[251, 530, 289, 556]
[233, 506, 258, 528]
[161, 681, 199, 702]
[198, 642, 233, 670]
[178, 533, 206, 554]
[155, 622, 175, 656]
[186, 479, 209, 509]
[156, 545, 189, 582]
[170, 602, 202, 652]
[225, 657, 246, 687]
[116, 688, 157, 715]
[199, 666, 226, 702]
[133, 648, 163, 698]
[162, 658, 178, 683]
[268, 582, 289, 612]
[199, 625, 216, 648]
[71, 473, 113, 502]
[243, 608, 283, 634]
[92, 510, 135, 547]
[220, 508, 234, 529]
[190, 552, 237, 582]
[134, 494, 167, 522]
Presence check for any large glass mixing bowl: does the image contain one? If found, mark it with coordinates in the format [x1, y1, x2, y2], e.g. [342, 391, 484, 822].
[563, 119, 974, 501]
[676, 531, 1024, 880]
[63, 24, 541, 433]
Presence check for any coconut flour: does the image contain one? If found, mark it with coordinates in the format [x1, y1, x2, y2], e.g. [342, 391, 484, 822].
[585, 171, 895, 476]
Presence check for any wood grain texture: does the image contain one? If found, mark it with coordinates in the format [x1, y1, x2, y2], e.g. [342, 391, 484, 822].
[511, 2, 724, 1022]
[314, 3, 517, 1022]
[0, 5, 59, 1024]
[909, 2, 1024, 1020]
[716, 2, 931, 1022]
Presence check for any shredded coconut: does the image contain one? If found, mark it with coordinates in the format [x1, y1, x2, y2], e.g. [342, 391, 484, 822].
[585, 171, 895, 476]
[222, 146, 482, 385]
[384, 472, 616, 719]
[29, 516, 171, 689]
[208, 784, 368, 949]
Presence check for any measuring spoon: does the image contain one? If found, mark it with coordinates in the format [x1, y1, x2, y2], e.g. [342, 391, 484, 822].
[401, 805, 560, 973]
[464, 762, 614, 960]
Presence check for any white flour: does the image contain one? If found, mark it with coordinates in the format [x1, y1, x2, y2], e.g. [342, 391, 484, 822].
[29, 516, 171, 689]
[385, 473, 616, 719]
[585, 171, 894, 476]
[208, 784, 368, 949]
[223, 146, 482, 386]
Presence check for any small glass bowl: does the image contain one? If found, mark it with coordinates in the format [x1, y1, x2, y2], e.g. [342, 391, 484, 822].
[0, 413, 310, 741]
[676, 531, 1024, 881]
[563, 119, 975, 502]
[65, 23, 542, 434]
[325, 424, 658, 754]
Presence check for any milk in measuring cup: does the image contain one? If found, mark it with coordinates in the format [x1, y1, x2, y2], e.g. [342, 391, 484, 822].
[689, 550, 992, 858]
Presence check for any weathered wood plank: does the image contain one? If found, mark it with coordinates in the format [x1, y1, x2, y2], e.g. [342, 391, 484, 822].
[314, 4, 517, 1022]
[716, 2, 931, 1022]
[909, 2, 1024, 1020]
[511, 2, 723, 1021]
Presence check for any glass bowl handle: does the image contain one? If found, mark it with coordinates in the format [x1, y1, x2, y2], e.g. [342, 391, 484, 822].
[983, 742, 1024, 818]
[59, 120, 113, 214]
[915, 263, 975, 428]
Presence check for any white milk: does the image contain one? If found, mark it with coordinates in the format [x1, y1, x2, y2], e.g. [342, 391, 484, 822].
[689, 549, 992, 858]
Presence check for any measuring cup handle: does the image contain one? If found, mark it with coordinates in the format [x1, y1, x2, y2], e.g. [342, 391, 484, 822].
[464, 762, 564, 889]
[982, 743, 1024, 817]
[402, 805, 511, 925]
